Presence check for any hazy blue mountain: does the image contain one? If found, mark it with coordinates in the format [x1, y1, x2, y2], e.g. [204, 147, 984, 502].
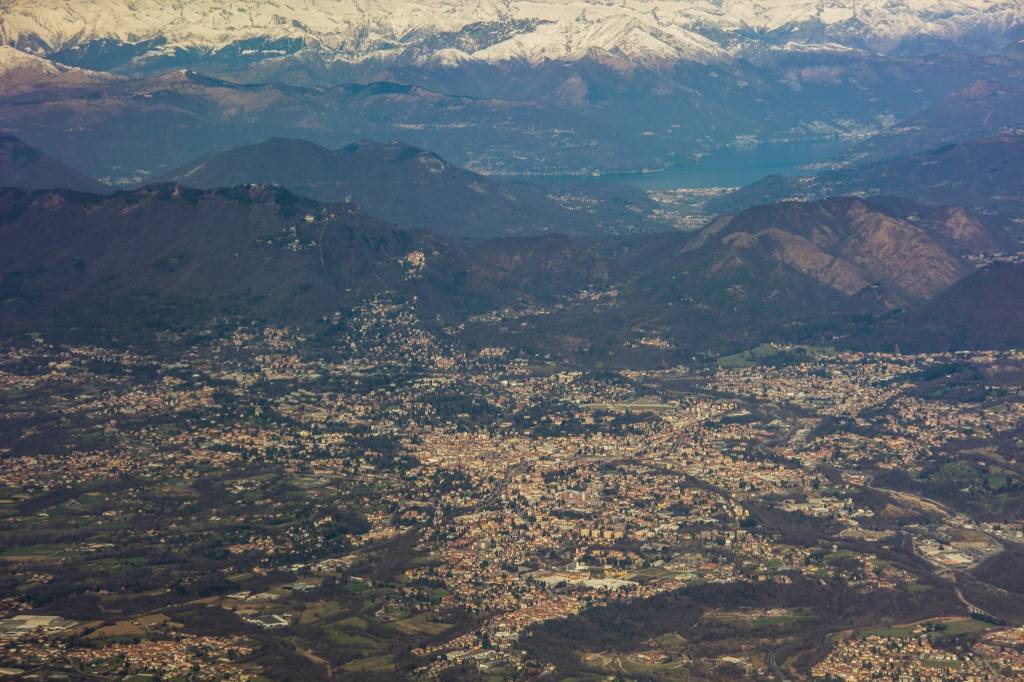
[707, 132, 1024, 236]
[165, 138, 664, 238]
[0, 134, 110, 193]
[2, 45, 1022, 184]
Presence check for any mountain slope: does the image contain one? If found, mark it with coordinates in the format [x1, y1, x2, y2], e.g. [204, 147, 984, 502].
[0, 135, 110, 193]
[695, 196, 1001, 304]
[882, 261, 1024, 351]
[164, 137, 661, 238]
[457, 196, 993, 359]
[0, 185, 1006, 359]
[0, 184, 620, 336]
[0, 184, 468, 330]
[0, 184, 858, 358]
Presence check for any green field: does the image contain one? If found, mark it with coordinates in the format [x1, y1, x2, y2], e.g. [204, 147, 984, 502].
[340, 655, 394, 673]
[856, 618, 992, 639]
[718, 344, 835, 369]
[1, 543, 66, 559]
[324, 625, 381, 648]
[392, 613, 453, 636]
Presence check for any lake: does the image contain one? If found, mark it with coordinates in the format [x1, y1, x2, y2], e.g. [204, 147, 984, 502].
[514, 139, 854, 191]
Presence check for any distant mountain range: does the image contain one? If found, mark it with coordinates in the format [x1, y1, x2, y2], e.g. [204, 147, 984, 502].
[0, 134, 666, 239]
[707, 130, 1024, 234]
[853, 78, 1024, 163]
[1, 182, 1016, 359]
[2, 35, 1023, 182]
[4, 0, 1022, 75]
[0, 67, 658, 180]
[165, 138, 663, 238]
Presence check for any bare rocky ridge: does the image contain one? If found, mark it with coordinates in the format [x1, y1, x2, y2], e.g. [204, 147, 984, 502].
[708, 197, 999, 304]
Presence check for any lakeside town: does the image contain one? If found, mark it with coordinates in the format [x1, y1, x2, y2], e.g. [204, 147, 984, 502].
[1, 299, 1023, 680]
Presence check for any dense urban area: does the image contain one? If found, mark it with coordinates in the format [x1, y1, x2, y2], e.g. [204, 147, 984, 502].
[1, 297, 1023, 680]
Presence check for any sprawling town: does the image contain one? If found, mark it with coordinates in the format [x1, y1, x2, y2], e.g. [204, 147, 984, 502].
[1, 298, 1023, 681]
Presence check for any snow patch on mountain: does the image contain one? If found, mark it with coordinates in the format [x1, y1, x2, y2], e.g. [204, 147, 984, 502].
[0, 44, 67, 73]
[0, 44, 119, 90]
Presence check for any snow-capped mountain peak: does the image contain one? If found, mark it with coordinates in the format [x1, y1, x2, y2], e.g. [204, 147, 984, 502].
[1, 0, 1021, 69]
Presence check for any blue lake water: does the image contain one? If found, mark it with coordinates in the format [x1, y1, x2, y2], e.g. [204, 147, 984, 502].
[514, 140, 854, 191]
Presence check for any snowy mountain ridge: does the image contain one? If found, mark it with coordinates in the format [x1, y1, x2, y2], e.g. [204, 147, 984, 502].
[0, 43, 120, 91]
[1, 0, 1021, 68]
